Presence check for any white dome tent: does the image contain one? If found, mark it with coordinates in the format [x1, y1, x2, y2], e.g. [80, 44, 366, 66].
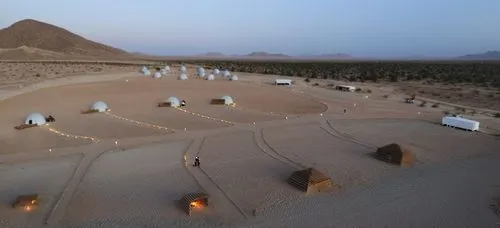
[166, 96, 181, 107]
[140, 66, 148, 73]
[160, 69, 168, 76]
[25, 113, 46, 125]
[221, 96, 234, 105]
[164, 66, 171, 72]
[91, 101, 109, 112]
[206, 74, 215, 80]
[180, 65, 187, 74]
[197, 67, 206, 78]
[153, 72, 162, 78]
[178, 74, 188, 80]
[222, 70, 230, 78]
[143, 70, 151, 76]
[212, 69, 220, 76]
[229, 75, 238, 81]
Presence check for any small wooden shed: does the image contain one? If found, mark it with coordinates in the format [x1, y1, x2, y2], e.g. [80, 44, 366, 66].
[288, 168, 334, 194]
[180, 192, 209, 216]
[376, 143, 416, 167]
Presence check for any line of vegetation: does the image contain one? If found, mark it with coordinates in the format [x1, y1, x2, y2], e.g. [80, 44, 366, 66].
[166, 60, 500, 88]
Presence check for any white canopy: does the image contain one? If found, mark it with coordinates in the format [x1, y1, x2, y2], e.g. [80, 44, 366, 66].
[143, 70, 151, 76]
[153, 72, 162, 78]
[179, 74, 188, 80]
[164, 66, 171, 72]
[222, 70, 230, 77]
[24, 112, 46, 125]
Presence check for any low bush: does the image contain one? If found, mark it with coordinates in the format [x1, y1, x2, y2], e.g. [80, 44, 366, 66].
[419, 101, 427, 107]
[431, 103, 440, 108]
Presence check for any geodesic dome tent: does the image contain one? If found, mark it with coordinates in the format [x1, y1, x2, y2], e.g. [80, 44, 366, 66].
[166, 96, 181, 107]
[206, 74, 215, 80]
[24, 113, 46, 125]
[229, 75, 238, 81]
[197, 71, 206, 78]
[180, 65, 187, 73]
[160, 69, 168, 75]
[179, 74, 188, 80]
[164, 66, 170, 72]
[197, 67, 205, 74]
[143, 70, 151, 76]
[153, 72, 162, 78]
[140, 66, 148, 73]
[90, 101, 109, 112]
[222, 70, 230, 77]
[221, 95, 234, 105]
[212, 69, 220, 75]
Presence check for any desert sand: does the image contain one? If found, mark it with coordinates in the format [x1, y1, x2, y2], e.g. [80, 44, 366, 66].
[0, 65, 499, 228]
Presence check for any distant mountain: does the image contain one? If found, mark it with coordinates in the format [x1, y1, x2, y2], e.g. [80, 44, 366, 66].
[457, 51, 500, 60]
[198, 52, 225, 57]
[246, 52, 290, 58]
[299, 53, 352, 59]
[0, 19, 131, 60]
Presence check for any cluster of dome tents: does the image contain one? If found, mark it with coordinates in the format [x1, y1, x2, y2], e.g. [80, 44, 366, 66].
[18, 95, 235, 128]
[140, 65, 238, 81]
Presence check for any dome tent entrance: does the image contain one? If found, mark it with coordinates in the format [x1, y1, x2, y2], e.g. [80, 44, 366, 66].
[24, 113, 46, 125]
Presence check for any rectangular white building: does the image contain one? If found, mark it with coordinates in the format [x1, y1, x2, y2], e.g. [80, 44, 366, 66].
[275, 79, 292, 86]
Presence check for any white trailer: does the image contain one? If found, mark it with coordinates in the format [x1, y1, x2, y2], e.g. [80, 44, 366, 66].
[442, 116, 479, 131]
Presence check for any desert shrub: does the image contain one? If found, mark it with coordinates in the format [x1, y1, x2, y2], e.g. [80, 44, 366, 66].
[155, 67, 161, 71]
[431, 103, 440, 108]
[455, 107, 466, 113]
[418, 90, 426, 94]
[443, 110, 450, 115]
[304, 78, 310, 83]
[419, 101, 427, 107]
[494, 113, 500, 118]
[35, 73, 40, 77]
[355, 88, 362, 92]
[327, 83, 335, 87]
[291, 80, 296, 85]
[366, 89, 372, 93]
[431, 92, 440, 96]
[312, 83, 319, 86]
[383, 94, 390, 98]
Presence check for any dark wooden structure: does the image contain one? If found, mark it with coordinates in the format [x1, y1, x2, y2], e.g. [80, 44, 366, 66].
[180, 193, 209, 216]
[12, 194, 39, 210]
[14, 124, 37, 130]
[210, 99, 226, 105]
[81, 109, 100, 114]
[157, 102, 172, 107]
[288, 168, 334, 194]
[376, 143, 416, 167]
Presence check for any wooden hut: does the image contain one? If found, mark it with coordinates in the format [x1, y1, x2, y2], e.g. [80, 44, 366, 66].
[288, 168, 334, 194]
[210, 99, 226, 105]
[376, 143, 416, 167]
[12, 194, 39, 211]
[180, 193, 209, 216]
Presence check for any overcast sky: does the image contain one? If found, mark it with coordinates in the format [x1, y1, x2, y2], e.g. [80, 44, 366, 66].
[1, 0, 499, 57]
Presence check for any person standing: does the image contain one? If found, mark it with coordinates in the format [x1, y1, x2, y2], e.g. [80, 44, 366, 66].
[194, 157, 200, 167]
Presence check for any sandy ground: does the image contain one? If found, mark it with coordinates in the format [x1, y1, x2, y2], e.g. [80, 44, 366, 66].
[0, 154, 82, 228]
[0, 65, 499, 227]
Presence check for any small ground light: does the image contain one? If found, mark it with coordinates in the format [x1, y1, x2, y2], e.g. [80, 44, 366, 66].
[354, 103, 357, 107]
[320, 113, 323, 116]
[125, 80, 129, 82]
[253, 122, 256, 125]
[49, 148, 52, 153]
[285, 116, 288, 120]
[184, 128, 187, 131]
[115, 140, 118, 146]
